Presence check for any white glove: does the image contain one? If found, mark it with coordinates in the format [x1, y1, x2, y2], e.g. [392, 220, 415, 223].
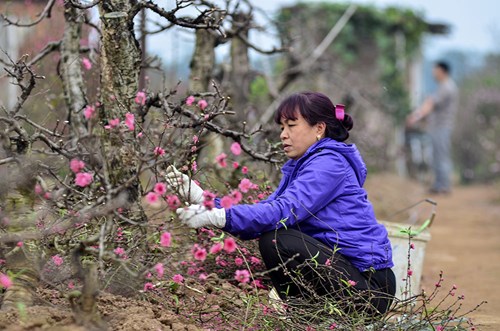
[176, 205, 226, 229]
[165, 165, 204, 204]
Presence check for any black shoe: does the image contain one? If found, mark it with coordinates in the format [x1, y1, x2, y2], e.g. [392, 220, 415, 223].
[428, 188, 451, 195]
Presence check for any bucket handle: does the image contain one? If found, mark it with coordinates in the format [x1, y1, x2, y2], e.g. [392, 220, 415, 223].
[398, 199, 437, 237]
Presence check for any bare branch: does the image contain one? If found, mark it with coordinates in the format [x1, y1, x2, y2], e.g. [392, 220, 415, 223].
[132, 0, 226, 30]
[0, 0, 57, 27]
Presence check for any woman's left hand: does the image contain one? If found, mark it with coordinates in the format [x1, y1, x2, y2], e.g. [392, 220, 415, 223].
[176, 205, 226, 229]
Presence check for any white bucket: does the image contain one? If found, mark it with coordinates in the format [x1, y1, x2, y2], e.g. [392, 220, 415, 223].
[381, 220, 432, 300]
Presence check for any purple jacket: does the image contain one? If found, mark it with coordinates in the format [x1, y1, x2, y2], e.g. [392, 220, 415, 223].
[221, 138, 393, 272]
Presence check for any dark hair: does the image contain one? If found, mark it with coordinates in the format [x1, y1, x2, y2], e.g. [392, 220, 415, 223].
[273, 92, 353, 142]
[435, 61, 450, 74]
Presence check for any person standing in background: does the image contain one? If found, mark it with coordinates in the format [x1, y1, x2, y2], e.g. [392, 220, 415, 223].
[407, 61, 459, 194]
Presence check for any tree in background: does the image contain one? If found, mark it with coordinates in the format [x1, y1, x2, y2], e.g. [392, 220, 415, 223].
[273, 3, 448, 172]
[453, 53, 500, 183]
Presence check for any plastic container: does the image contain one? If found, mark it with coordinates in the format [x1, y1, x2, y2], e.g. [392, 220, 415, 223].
[381, 219, 432, 300]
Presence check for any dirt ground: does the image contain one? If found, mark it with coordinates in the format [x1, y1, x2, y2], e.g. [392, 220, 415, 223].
[365, 174, 500, 331]
[0, 173, 498, 330]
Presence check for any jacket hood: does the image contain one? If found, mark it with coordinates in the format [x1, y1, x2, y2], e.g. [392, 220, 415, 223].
[290, 138, 368, 186]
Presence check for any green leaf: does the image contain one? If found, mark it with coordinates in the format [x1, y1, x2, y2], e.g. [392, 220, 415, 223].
[279, 218, 288, 230]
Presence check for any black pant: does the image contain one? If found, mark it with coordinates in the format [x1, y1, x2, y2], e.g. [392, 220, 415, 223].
[259, 228, 396, 315]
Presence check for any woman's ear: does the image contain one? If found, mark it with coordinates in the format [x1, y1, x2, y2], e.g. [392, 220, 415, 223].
[316, 122, 326, 137]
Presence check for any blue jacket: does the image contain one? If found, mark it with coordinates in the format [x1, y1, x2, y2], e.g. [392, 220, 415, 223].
[221, 138, 393, 272]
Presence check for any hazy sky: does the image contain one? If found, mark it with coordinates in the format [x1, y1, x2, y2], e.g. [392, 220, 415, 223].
[249, 0, 500, 57]
[147, 0, 500, 69]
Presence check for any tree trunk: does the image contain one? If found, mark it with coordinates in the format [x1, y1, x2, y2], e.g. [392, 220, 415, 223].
[99, 1, 141, 118]
[98, 1, 145, 210]
[189, 28, 222, 167]
[189, 29, 216, 92]
[60, 4, 87, 138]
[229, 13, 252, 122]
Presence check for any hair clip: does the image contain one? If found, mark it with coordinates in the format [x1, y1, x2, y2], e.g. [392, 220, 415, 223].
[335, 104, 345, 121]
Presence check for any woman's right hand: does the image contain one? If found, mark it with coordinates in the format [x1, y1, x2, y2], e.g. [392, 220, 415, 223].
[165, 165, 204, 204]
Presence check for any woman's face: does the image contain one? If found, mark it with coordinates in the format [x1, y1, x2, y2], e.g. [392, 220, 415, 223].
[280, 111, 325, 160]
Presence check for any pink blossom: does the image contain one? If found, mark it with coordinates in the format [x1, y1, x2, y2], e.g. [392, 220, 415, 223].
[124, 112, 135, 131]
[200, 228, 215, 237]
[172, 274, 184, 284]
[407, 269, 413, 277]
[68, 281, 75, 289]
[215, 153, 227, 168]
[209, 242, 223, 254]
[252, 279, 266, 289]
[230, 190, 243, 204]
[234, 257, 243, 266]
[223, 237, 237, 253]
[230, 142, 242, 156]
[166, 195, 181, 211]
[193, 247, 207, 261]
[238, 178, 253, 193]
[104, 118, 120, 129]
[114, 247, 125, 256]
[192, 135, 199, 144]
[160, 232, 172, 247]
[143, 282, 155, 291]
[82, 57, 92, 70]
[220, 196, 233, 209]
[185, 95, 195, 106]
[187, 267, 196, 276]
[204, 199, 215, 210]
[83, 105, 96, 120]
[329, 323, 338, 330]
[203, 190, 216, 210]
[197, 99, 208, 110]
[199, 273, 208, 281]
[242, 166, 248, 174]
[154, 182, 167, 196]
[155, 263, 164, 278]
[250, 256, 261, 265]
[137, 132, 143, 138]
[52, 254, 63, 266]
[34, 184, 43, 195]
[234, 269, 250, 283]
[135, 91, 146, 106]
[154, 146, 165, 156]
[145, 192, 160, 206]
[216, 255, 227, 267]
[410, 243, 415, 249]
[0, 274, 12, 289]
[347, 280, 357, 287]
[16, 241, 23, 247]
[75, 172, 93, 187]
[70, 158, 85, 173]
[325, 259, 332, 266]
[436, 326, 444, 331]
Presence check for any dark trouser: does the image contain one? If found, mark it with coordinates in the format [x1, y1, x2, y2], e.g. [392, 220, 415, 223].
[259, 228, 396, 315]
